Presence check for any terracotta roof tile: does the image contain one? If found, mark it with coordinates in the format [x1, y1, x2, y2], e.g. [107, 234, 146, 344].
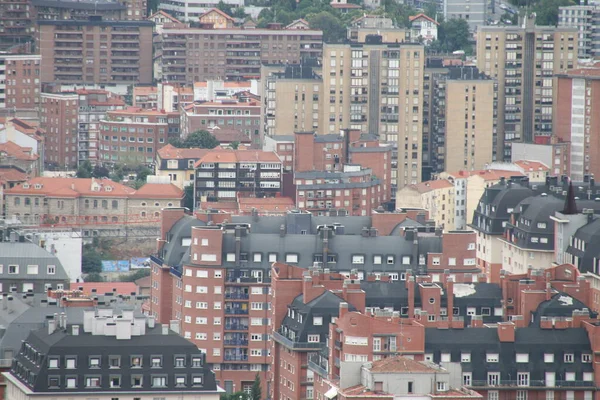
[148, 10, 182, 23]
[369, 355, 442, 373]
[0, 141, 38, 161]
[5, 177, 135, 198]
[411, 179, 453, 193]
[132, 183, 184, 199]
[75, 282, 138, 296]
[514, 159, 550, 172]
[340, 385, 393, 398]
[409, 13, 440, 25]
[157, 144, 211, 160]
[199, 8, 234, 21]
[238, 197, 295, 212]
[0, 166, 28, 183]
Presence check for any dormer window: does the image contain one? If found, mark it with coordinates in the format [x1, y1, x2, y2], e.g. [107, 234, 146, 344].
[34, 184, 42, 189]
[105, 186, 113, 192]
[23, 184, 30, 189]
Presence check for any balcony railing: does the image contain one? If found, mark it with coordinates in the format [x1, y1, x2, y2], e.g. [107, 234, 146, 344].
[224, 309, 249, 315]
[272, 331, 324, 350]
[307, 360, 328, 377]
[469, 380, 594, 388]
[224, 355, 249, 361]
[224, 324, 249, 331]
[224, 339, 249, 346]
[225, 292, 250, 300]
[150, 255, 163, 266]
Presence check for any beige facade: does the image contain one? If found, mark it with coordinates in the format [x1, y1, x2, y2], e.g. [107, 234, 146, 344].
[321, 42, 425, 188]
[499, 237, 556, 275]
[396, 179, 455, 230]
[443, 79, 496, 172]
[476, 17, 578, 160]
[262, 64, 322, 136]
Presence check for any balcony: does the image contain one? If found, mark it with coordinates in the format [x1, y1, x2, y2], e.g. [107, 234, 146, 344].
[225, 292, 250, 300]
[224, 339, 249, 346]
[224, 308, 249, 315]
[150, 255, 163, 266]
[224, 355, 249, 362]
[224, 324, 249, 331]
[272, 331, 324, 351]
[469, 380, 594, 388]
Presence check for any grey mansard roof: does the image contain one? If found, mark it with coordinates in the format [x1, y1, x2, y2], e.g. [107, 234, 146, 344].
[0, 242, 70, 282]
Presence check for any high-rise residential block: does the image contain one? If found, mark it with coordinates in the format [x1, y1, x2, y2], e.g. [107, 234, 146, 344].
[321, 39, 425, 189]
[431, 66, 496, 173]
[476, 16, 578, 161]
[36, 17, 154, 85]
[0, 0, 34, 50]
[0, 54, 41, 113]
[555, 67, 600, 182]
[444, 0, 489, 31]
[558, 5, 599, 59]
[40, 92, 79, 168]
[261, 64, 322, 137]
[158, 24, 322, 84]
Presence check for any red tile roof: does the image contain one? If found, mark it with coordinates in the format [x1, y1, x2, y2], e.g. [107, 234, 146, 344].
[132, 183, 184, 199]
[6, 177, 136, 198]
[514, 159, 550, 172]
[199, 8, 234, 21]
[75, 282, 138, 296]
[369, 356, 442, 373]
[409, 13, 440, 25]
[411, 179, 453, 193]
[196, 149, 281, 166]
[148, 10, 182, 23]
[157, 144, 211, 160]
[238, 197, 295, 212]
[0, 141, 38, 161]
[0, 166, 28, 183]
[340, 385, 393, 398]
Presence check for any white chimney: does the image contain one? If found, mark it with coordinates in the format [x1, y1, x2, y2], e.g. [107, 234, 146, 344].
[83, 310, 95, 333]
[59, 312, 67, 330]
[161, 325, 169, 335]
[92, 316, 107, 335]
[48, 318, 57, 335]
[72, 325, 80, 336]
[116, 319, 131, 340]
[169, 320, 180, 334]
[122, 310, 134, 320]
[147, 316, 156, 329]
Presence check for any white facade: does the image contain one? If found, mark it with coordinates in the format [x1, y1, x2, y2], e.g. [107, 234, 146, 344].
[158, 0, 243, 21]
[193, 80, 259, 102]
[27, 230, 83, 282]
[499, 239, 555, 275]
[569, 78, 586, 182]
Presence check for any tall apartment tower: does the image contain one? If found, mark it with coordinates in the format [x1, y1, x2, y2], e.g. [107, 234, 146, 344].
[321, 38, 425, 188]
[476, 15, 578, 161]
[443, 0, 489, 31]
[558, 5, 599, 59]
[262, 64, 322, 137]
[555, 67, 600, 182]
[431, 66, 496, 173]
[40, 92, 79, 168]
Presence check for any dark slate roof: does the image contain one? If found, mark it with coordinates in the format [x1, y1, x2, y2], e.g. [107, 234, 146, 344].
[162, 216, 206, 266]
[532, 292, 595, 324]
[361, 281, 418, 309]
[566, 217, 600, 273]
[10, 324, 219, 393]
[425, 327, 593, 382]
[280, 291, 356, 343]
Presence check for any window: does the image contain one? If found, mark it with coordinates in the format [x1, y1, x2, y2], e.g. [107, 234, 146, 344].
[48, 358, 59, 368]
[109, 356, 120, 368]
[27, 265, 38, 274]
[192, 376, 203, 386]
[268, 253, 277, 262]
[85, 377, 101, 388]
[66, 358, 76, 369]
[487, 353, 499, 363]
[441, 353, 451, 362]
[313, 316, 323, 325]
[386, 256, 394, 264]
[463, 373, 472, 386]
[66, 377, 77, 388]
[436, 381, 447, 392]
[192, 357, 202, 367]
[286, 254, 298, 263]
[307, 334, 320, 342]
[131, 356, 142, 367]
[582, 354, 592, 363]
[151, 357, 162, 367]
[564, 353, 574, 363]
[517, 391, 527, 400]
[461, 353, 471, 362]
[488, 391, 499, 400]
[565, 372, 575, 381]
[8, 265, 18, 274]
[175, 376, 186, 387]
[544, 353, 554, 363]
[110, 376, 121, 388]
[352, 255, 364, 264]
[488, 372, 500, 386]
[516, 353, 529, 363]
[175, 357, 185, 367]
[152, 376, 167, 387]
[47, 265, 56, 275]
[89, 357, 100, 368]
[373, 338, 381, 351]
[517, 373, 529, 387]
[373, 255, 382, 264]
[254, 253, 262, 262]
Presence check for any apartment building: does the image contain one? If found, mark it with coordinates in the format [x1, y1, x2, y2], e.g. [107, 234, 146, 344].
[555, 67, 600, 182]
[558, 5, 599, 59]
[99, 107, 180, 165]
[431, 66, 496, 173]
[155, 144, 210, 189]
[444, 0, 488, 31]
[476, 16, 578, 161]
[347, 15, 408, 43]
[194, 149, 282, 205]
[321, 39, 425, 188]
[0, 0, 34, 50]
[194, 80, 258, 102]
[262, 64, 322, 137]
[3, 311, 221, 400]
[0, 54, 40, 113]
[158, 24, 323, 84]
[181, 98, 261, 147]
[40, 92, 79, 168]
[150, 207, 483, 394]
[159, 0, 243, 21]
[36, 17, 153, 85]
[77, 89, 126, 165]
[4, 177, 183, 227]
[397, 180, 456, 230]
[33, 0, 146, 21]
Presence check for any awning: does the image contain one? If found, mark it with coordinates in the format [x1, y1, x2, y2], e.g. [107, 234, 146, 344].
[324, 387, 338, 399]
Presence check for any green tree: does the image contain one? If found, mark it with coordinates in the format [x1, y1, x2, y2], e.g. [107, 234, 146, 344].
[230, 141, 240, 150]
[532, 0, 573, 25]
[306, 11, 347, 43]
[216, 0, 234, 16]
[110, 163, 128, 182]
[250, 373, 262, 400]
[92, 165, 110, 178]
[82, 244, 103, 274]
[135, 165, 152, 183]
[119, 268, 151, 282]
[430, 18, 472, 53]
[221, 392, 250, 400]
[170, 130, 220, 149]
[85, 272, 104, 282]
[77, 161, 93, 178]
[423, 2, 442, 23]
[183, 184, 194, 210]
